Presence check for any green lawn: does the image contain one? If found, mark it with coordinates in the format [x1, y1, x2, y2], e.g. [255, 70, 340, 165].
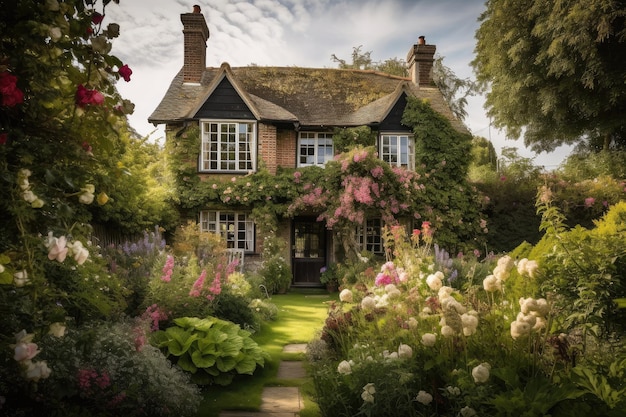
[197, 290, 336, 417]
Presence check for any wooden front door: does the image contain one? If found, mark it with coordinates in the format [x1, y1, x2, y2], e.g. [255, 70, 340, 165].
[292, 218, 326, 286]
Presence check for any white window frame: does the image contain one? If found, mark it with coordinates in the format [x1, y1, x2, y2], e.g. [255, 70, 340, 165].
[200, 120, 256, 172]
[379, 133, 415, 170]
[199, 210, 255, 252]
[297, 132, 334, 167]
[357, 218, 384, 255]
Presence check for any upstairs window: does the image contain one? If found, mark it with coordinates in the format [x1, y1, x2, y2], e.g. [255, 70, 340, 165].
[298, 132, 334, 167]
[201, 121, 256, 172]
[380, 134, 415, 170]
[199, 210, 255, 251]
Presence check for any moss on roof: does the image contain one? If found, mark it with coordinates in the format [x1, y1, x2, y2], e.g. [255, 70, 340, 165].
[149, 64, 467, 133]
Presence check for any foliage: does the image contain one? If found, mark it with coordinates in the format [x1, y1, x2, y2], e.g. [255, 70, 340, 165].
[468, 135, 498, 180]
[151, 316, 269, 386]
[319, 263, 339, 287]
[309, 223, 626, 417]
[559, 149, 626, 181]
[0, 319, 201, 417]
[473, 0, 626, 152]
[473, 147, 543, 252]
[258, 234, 292, 294]
[432, 56, 477, 122]
[532, 198, 626, 338]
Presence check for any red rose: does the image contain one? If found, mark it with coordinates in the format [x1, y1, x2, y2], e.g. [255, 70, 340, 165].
[75, 84, 104, 107]
[92, 12, 104, 25]
[0, 72, 24, 107]
[118, 64, 132, 82]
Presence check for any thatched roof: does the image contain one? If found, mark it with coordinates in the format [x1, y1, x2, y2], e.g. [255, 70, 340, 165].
[149, 63, 468, 133]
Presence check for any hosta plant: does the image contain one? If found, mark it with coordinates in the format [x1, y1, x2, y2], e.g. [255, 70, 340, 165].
[151, 316, 269, 385]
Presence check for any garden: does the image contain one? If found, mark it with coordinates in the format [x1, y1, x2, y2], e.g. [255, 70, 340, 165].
[1, 1, 626, 416]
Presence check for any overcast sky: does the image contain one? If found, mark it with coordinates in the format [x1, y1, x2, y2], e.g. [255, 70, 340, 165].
[106, 0, 572, 169]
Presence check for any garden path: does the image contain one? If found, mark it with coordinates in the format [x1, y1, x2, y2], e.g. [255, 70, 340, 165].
[218, 343, 308, 417]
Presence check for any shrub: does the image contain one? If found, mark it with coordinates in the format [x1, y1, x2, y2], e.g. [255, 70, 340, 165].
[151, 316, 269, 386]
[1, 320, 201, 417]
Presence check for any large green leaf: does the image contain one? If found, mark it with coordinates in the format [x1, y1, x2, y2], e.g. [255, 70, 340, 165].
[216, 356, 237, 372]
[165, 326, 198, 356]
[235, 356, 258, 375]
[177, 354, 197, 373]
[191, 349, 216, 368]
[220, 336, 244, 357]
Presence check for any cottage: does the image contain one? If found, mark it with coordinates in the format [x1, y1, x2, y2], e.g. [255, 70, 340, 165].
[149, 7, 470, 287]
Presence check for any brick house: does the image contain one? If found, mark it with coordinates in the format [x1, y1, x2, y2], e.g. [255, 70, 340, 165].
[149, 8, 469, 287]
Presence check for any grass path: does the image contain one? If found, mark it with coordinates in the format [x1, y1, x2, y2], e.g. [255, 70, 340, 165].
[197, 290, 336, 417]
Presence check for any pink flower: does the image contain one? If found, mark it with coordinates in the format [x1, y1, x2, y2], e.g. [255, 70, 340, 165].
[189, 269, 206, 297]
[14, 342, 40, 361]
[370, 166, 384, 178]
[75, 84, 104, 107]
[118, 64, 132, 82]
[161, 255, 174, 282]
[293, 171, 302, 183]
[584, 197, 595, 208]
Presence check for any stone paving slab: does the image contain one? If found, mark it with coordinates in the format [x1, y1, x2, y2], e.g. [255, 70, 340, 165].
[282, 343, 307, 354]
[260, 387, 301, 413]
[277, 361, 306, 379]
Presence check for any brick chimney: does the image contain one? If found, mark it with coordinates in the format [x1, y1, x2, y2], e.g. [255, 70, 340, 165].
[180, 5, 209, 84]
[407, 36, 436, 87]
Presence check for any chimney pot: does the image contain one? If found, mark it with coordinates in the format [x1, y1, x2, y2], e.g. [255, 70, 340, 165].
[193, 5, 201, 13]
[418, 36, 425, 45]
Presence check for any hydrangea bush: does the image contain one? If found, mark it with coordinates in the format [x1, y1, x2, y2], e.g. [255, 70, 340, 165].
[309, 216, 626, 417]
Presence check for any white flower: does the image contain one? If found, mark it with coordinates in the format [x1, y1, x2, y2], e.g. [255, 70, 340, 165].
[510, 319, 531, 339]
[14, 270, 29, 287]
[438, 286, 454, 301]
[25, 360, 51, 382]
[497, 255, 514, 271]
[398, 343, 413, 359]
[441, 325, 455, 338]
[461, 313, 479, 336]
[337, 360, 352, 375]
[0, 264, 4, 273]
[446, 386, 461, 396]
[78, 184, 95, 204]
[361, 296, 376, 311]
[46, 233, 68, 263]
[69, 240, 89, 265]
[472, 362, 491, 383]
[23, 189, 37, 203]
[525, 260, 539, 278]
[339, 289, 353, 303]
[48, 322, 66, 338]
[414, 390, 433, 405]
[421, 333, 436, 347]
[482, 274, 501, 292]
[361, 383, 375, 403]
[426, 274, 443, 291]
[459, 406, 477, 417]
[407, 317, 418, 329]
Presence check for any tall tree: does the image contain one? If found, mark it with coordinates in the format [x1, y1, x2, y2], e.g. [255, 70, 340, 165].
[472, 0, 626, 152]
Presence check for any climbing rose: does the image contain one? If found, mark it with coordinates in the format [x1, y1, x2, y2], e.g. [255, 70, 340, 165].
[118, 64, 132, 82]
[0, 71, 24, 106]
[75, 84, 104, 107]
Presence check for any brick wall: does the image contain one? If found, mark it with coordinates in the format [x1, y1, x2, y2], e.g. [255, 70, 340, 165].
[258, 123, 277, 174]
[276, 129, 296, 169]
